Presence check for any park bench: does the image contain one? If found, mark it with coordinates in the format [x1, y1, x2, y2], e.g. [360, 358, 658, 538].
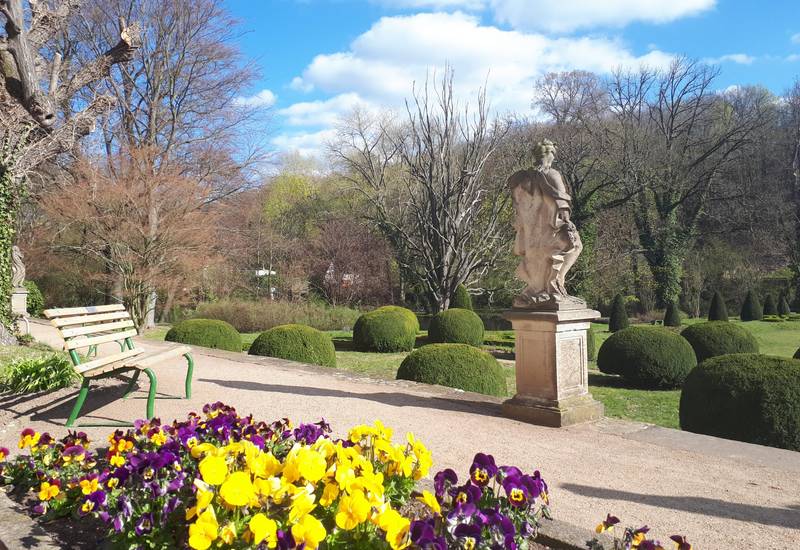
[43, 304, 194, 427]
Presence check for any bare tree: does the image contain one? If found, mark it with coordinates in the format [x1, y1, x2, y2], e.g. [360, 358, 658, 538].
[334, 70, 511, 312]
[0, 0, 140, 325]
[70, 0, 261, 325]
[603, 58, 773, 307]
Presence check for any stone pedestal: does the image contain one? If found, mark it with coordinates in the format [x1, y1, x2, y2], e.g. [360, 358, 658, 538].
[11, 287, 28, 316]
[502, 307, 604, 427]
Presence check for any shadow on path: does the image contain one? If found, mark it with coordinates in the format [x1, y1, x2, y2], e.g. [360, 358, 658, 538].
[561, 483, 800, 529]
[199, 378, 503, 418]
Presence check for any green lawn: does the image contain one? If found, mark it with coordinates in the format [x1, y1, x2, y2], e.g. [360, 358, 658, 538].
[0, 343, 61, 376]
[142, 319, 800, 430]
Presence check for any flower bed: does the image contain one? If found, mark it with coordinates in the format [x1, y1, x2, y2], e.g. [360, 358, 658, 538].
[0, 403, 690, 549]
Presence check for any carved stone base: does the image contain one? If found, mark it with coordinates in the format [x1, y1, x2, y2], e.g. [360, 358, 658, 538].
[503, 394, 604, 428]
[502, 307, 604, 427]
[11, 287, 28, 317]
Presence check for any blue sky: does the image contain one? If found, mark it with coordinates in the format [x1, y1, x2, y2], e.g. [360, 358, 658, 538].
[224, 0, 800, 157]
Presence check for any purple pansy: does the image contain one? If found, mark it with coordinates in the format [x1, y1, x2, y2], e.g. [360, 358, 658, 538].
[469, 453, 498, 487]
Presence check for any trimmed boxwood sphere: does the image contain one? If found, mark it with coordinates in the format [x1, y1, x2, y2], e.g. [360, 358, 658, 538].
[165, 319, 242, 352]
[353, 306, 418, 352]
[680, 354, 800, 451]
[680, 321, 758, 363]
[597, 326, 696, 388]
[248, 324, 336, 368]
[428, 308, 484, 347]
[396, 343, 507, 397]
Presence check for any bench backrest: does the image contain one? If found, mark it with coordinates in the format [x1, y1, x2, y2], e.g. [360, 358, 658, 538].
[43, 304, 139, 371]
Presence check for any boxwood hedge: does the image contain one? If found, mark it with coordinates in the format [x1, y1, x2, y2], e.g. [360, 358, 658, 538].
[248, 324, 336, 368]
[165, 319, 242, 352]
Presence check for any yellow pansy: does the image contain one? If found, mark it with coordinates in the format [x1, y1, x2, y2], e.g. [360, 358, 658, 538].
[288, 490, 316, 523]
[188, 506, 219, 550]
[249, 513, 278, 548]
[219, 471, 256, 507]
[79, 478, 99, 495]
[150, 430, 167, 446]
[335, 490, 371, 530]
[18, 430, 40, 449]
[376, 507, 410, 550]
[220, 522, 237, 545]
[109, 454, 125, 467]
[287, 447, 327, 483]
[246, 446, 282, 478]
[186, 487, 215, 521]
[199, 455, 228, 485]
[319, 482, 340, 506]
[291, 514, 326, 550]
[416, 490, 441, 514]
[38, 481, 60, 501]
[190, 442, 218, 459]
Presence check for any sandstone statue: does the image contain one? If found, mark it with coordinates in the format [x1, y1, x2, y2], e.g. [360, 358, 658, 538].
[11, 245, 25, 288]
[508, 140, 584, 308]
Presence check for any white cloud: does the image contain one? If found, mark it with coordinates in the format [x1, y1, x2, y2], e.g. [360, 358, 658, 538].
[275, 12, 676, 156]
[704, 53, 756, 65]
[234, 89, 277, 107]
[489, 0, 715, 33]
[290, 77, 314, 93]
[373, 0, 485, 8]
[271, 129, 338, 159]
[792, 33, 800, 44]
[788, 54, 800, 62]
[279, 93, 373, 127]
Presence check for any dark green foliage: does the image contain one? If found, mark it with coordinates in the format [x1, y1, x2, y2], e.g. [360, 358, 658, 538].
[396, 343, 507, 397]
[778, 293, 791, 317]
[663, 302, 682, 327]
[165, 319, 242, 352]
[739, 290, 763, 321]
[597, 326, 696, 388]
[0, 353, 78, 393]
[763, 294, 778, 316]
[587, 325, 597, 361]
[680, 354, 800, 451]
[248, 324, 336, 368]
[608, 294, 629, 333]
[680, 321, 759, 363]
[707, 291, 728, 322]
[428, 308, 484, 347]
[353, 306, 418, 352]
[794, 347, 800, 359]
[23, 280, 44, 317]
[451, 284, 473, 310]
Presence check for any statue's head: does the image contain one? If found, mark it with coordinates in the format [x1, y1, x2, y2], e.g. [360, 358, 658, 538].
[533, 139, 556, 166]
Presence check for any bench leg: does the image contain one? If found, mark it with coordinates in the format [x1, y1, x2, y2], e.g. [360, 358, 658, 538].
[122, 370, 141, 398]
[144, 368, 157, 420]
[66, 378, 91, 427]
[183, 353, 194, 399]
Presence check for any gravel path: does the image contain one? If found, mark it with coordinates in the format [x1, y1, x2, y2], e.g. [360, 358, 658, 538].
[1, 322, 798, 549]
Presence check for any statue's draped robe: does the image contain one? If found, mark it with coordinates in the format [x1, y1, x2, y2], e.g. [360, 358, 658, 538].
[509, 168, 574, 299]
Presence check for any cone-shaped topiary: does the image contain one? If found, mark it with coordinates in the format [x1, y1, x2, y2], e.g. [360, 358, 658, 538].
[663, 302, 682, 327]
[608, 294, 629, 333]
[428, 308, 484, 347]
[248, 324, 336, 368]
[779, 294, 791, 317]
[165, 319, 242, 352]
[451, 284, 473, 310]
[396, 343, 507, 396]
[587, 325, 597, 361]
[681, 321, 759, 363]
[739, 290, 762, 321]
[707, 290, 728, 322]
[763, 294, 778, 316]
[680, 354, 800, 451]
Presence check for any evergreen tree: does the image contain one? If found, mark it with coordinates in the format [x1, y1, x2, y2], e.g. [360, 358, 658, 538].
[778, 290, 791, 317]
[707, 291, 729, 322]
[740, 290, 763, 321]
[609, 294, 629, 332]
[664, 302, 682, 327]
[763, 294, 778, 316]
[451, 284, 473, 310]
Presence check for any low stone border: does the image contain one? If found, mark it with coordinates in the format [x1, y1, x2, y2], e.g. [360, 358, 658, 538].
[0, 488, 60, 550]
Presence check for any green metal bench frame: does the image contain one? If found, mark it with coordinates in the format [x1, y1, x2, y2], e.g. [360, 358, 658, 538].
[43, 305, 194, 427]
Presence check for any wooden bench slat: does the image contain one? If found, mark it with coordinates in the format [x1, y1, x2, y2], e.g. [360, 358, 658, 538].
[44, 304, 125, 318]
[66, 330, 138, 350]
[52, 311, 131, 327]
[127, 346, 192, 368]
[61, 320, 136, 338]
[75, 349, 143, 374]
